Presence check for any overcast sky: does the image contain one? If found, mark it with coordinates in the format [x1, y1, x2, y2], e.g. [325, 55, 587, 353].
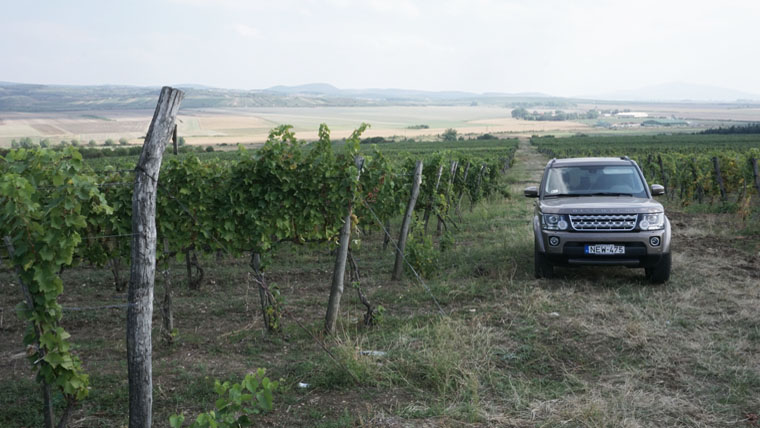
[2, 0, 759, 97]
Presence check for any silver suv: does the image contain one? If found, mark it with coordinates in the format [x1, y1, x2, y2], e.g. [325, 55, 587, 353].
[524, 157, 671, 284]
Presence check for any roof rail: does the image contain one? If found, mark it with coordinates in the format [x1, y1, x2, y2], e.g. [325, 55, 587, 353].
[550, 158, 557, 166]
[620, 156, 630, 161]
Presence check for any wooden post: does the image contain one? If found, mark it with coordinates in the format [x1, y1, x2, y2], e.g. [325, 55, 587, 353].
[161, 238, 174, 344]
[456, 161, 470, 214]
[690, 158, 703, 204]
[751, 157, 760, 196]
[4, 237, 54, 428]
[437, 161, 457, 235]
[325, 156, 364, 335]
[127, 86, 183, 428]
[712, 156, 727, 201]
[423, 164, 444, 233]
[392, 160, 423, 281]
[470, 164, 485, 212]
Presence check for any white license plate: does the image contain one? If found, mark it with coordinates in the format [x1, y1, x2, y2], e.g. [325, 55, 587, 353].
[584, 244, 625, 255]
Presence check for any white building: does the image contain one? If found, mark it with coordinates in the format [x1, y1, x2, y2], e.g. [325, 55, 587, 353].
[615, 112, 649, 118]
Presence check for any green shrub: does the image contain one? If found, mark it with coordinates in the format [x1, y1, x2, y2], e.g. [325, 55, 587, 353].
[405, 223, 438, 278]
[169, 369, 278, 428]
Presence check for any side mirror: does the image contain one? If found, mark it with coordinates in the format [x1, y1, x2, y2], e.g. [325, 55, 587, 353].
[524, 186, 538, 198]
[650, 184, 665, 196]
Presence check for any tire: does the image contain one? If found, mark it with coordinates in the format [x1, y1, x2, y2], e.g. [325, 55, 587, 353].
[645, 252, 671, 284]
[534, 241, 554, 279]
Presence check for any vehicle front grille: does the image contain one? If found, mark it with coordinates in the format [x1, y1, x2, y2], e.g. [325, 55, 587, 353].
[568, 214, 637, 231]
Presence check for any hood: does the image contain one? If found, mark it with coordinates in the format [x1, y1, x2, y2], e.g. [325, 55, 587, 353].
[539, 196, 664, 214]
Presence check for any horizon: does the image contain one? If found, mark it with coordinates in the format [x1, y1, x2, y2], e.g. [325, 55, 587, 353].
[2, 80, 759, 104]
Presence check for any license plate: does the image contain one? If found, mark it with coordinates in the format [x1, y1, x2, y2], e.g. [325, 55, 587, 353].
[584, 244, 625, 255]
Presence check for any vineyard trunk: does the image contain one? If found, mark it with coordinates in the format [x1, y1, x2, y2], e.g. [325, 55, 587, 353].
[250, 252, 279, 332]
[438, 161, 457, 236]
[382, 219, 391, 251]
[184, 248, 204, 290]
[325, 156, 363, 335]
[657, 155, 669, 199]
[109, 256, 125, 292]
[392, 160, 423, 281]
[127, 86, 184, 428]
[161, 239, 174, 344]
[3, 237, 56, 428]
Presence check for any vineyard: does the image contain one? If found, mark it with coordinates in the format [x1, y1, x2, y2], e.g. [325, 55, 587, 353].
[1, 95, 759, 427]
[0, 92, 518, 427]
[531, 134, 760, 208]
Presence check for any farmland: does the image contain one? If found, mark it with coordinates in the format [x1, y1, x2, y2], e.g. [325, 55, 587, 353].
[0, 106, 590, 148]
[4, 99, 760, 149]
[1, 128, 759, 427]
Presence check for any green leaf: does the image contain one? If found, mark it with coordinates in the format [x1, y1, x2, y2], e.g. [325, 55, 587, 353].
[169, 414, 185, 428]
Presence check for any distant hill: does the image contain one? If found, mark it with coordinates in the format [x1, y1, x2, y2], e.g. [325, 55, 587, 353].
[592, 82, 760, 102]
[0, 82, 567, 112]
[265, 83, 342, 95]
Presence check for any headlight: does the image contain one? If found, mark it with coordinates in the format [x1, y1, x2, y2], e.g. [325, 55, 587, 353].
[639, 213, 664, 230]
[542, 214, 569, 230]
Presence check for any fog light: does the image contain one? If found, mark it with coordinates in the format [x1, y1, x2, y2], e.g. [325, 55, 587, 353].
[549, 236, 560, 246]
[649, 236, 661, 247]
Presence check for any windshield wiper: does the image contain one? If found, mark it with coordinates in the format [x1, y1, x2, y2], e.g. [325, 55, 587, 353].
[584, 192, 634, 197]
[543, 193, 585, 198]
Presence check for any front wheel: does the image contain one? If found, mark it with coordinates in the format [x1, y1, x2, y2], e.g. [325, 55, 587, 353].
[534, 241, 554, 279]
[645, 253, 671, 284]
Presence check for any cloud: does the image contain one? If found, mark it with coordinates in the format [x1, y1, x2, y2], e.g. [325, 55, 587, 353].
[368, 0, 420, 18]
[233, 24, 260, 39]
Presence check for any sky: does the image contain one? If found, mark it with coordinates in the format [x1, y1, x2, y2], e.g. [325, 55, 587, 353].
[1, 0, 759, 97]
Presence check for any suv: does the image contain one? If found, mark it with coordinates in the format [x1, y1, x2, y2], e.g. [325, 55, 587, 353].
[524, 157, 671, 284]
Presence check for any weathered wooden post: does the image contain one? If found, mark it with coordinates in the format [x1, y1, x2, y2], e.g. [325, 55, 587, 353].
[127, 86, 183, 428]
[437, 161, 457, 235]
[392, 160, 423, 281]
[751, 157, 760, 196]
[456, 161, 471, 215]
[470, 164, 486, 212]
[325, 156, 364, 334]
[423, 164, 444, 233]
[712, 156, 727, 202]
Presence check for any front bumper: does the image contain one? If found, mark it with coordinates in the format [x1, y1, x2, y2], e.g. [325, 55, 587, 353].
[534, 217, 670, 268]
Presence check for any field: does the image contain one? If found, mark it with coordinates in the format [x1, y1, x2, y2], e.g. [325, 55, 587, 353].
[0, 106, 589, 147]
[3, 101, 760, 148]
[1, 136, 759, 427]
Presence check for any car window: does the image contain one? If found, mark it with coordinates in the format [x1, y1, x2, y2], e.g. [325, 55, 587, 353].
[544, 165, 647, 197]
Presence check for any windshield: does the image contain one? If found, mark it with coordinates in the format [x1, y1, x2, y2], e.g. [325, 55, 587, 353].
[543, 165, 647, 197]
